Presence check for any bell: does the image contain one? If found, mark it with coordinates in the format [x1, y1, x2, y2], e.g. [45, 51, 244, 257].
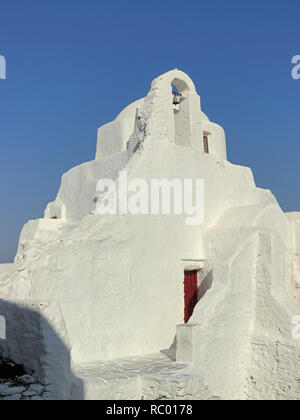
[173, 94, 180, 105]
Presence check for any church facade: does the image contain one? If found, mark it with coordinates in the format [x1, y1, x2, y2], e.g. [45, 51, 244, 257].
[1, 70, 300, 400]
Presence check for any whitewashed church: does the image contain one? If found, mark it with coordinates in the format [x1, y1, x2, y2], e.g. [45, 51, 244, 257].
[1, 69, 300, 400]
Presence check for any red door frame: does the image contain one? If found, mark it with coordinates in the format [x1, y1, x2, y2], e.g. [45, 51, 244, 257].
[184, 270, 198, 323]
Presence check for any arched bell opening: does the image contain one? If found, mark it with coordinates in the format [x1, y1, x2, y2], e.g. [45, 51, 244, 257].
[171, 78, 192, 147]
[172, 84, 181, 107]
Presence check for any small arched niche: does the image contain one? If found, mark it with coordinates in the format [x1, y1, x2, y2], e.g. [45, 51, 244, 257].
[171, 78, 192, 147]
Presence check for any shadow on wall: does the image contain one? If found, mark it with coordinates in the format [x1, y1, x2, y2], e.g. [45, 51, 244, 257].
[198, 270, 213, 301]
[0, 298, 84, 400]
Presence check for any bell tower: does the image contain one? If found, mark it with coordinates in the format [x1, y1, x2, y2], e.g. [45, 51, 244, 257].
[150, 69, 204, 150]
[96, 69, 227, 161]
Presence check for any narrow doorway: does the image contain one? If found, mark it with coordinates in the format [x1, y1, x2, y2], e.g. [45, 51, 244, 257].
[184, 270, 198, 323]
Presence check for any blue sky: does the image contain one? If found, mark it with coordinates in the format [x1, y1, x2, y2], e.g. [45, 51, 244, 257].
[0, 0, 299, 262]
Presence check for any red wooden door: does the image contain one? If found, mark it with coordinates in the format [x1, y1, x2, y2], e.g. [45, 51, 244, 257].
[184, 270, 198, 323]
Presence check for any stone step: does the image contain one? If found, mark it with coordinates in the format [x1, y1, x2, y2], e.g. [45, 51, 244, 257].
[71, 353, 209, 400]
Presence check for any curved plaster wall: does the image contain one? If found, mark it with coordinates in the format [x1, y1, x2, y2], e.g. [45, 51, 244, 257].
[9, 141, 279, 364]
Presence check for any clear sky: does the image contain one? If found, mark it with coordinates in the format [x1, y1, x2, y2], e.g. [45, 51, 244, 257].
[0, 0, 299, 263]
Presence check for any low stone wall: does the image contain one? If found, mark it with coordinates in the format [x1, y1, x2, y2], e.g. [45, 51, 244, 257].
[0, 299, 81, 400]
[0, 362, 47, 400]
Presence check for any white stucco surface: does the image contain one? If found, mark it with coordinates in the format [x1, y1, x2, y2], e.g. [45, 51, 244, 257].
[0, 69, 299, 400]
[0, 264, 13, 277]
